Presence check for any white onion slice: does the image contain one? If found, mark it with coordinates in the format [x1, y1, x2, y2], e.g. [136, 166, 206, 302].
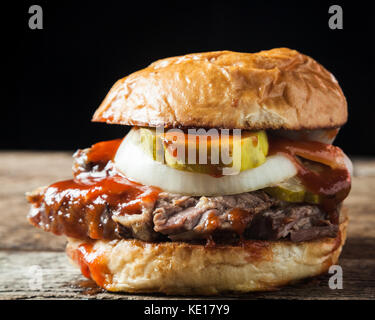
[114, 130, 297, 196]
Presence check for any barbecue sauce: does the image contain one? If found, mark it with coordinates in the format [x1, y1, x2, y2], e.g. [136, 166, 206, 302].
[228, 208, 252, 236]
[69, 242, 111, 289]
[87, 138, 123, 164]
[268, 136, 351, 223]
[28, 139, 161, 240]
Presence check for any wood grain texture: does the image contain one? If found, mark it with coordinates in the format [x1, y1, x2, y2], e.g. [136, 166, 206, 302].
[0, 152, 374, 300]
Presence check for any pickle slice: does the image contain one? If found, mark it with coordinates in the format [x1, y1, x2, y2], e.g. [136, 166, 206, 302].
[304, 192, 321, 204]
[137, 128, 268, 175]
[264, 177, 306, 203]
[139, 127, 157, 159]
[233, 130, 268, 172]
[265, 176, 322, 204]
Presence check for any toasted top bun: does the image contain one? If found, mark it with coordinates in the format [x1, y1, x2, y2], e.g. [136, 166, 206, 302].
[93, 48, 347, 130]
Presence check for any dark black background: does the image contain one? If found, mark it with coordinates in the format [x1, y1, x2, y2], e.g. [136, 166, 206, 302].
[4, 0, 375, 155]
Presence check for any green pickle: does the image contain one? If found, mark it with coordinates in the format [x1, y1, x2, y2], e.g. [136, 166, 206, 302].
[137, 128, 269, 175]
[265, 176, 321, 204]
[139, 127, 158, 159]
[304, 192, 321, 204]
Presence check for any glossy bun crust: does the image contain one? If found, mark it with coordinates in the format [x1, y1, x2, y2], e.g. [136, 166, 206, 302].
[67, 217, 347, 295]
[93, 48, 347, 130]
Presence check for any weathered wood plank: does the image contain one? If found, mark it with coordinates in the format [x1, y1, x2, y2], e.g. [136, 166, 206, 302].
[353, 159, 375, 177]
[0, 152, 72, 251]
[0, 251, 374, 300]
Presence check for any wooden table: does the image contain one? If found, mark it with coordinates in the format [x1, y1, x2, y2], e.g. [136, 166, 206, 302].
[0, 152, 374, 300]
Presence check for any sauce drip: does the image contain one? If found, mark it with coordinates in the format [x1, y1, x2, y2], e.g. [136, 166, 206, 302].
[28, 139, 161, 240]
[69, 243, 111, 289]
[228, 208, 252, 236]
[268, 136, 351, 222]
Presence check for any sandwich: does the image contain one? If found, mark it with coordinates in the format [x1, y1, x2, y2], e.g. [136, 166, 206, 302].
[27, 48, 351, 294]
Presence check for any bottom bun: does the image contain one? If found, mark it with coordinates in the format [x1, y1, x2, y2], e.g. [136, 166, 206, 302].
[66, 218, 347, 295]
